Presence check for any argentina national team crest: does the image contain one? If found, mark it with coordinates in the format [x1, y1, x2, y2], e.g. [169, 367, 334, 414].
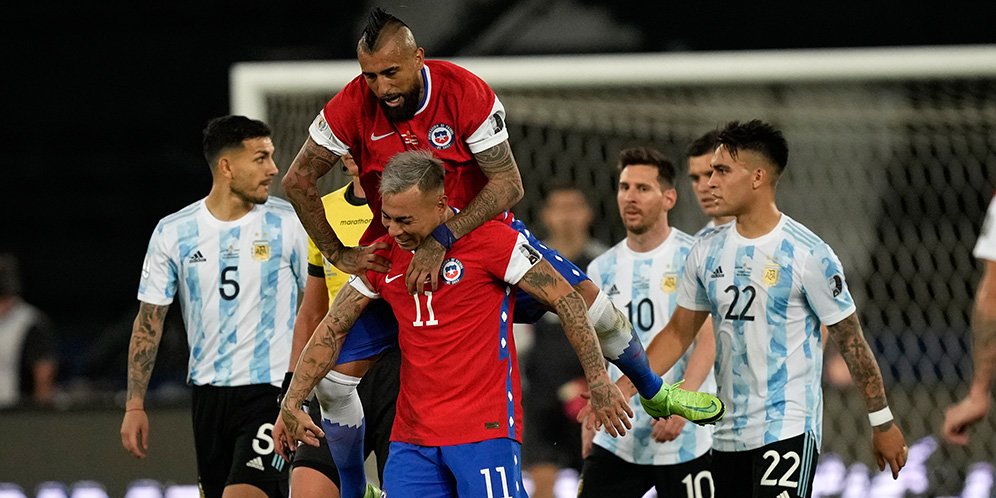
[252, 240, 271, 262]
[441, 257, 464, 284]
[428, 123, 454, 149]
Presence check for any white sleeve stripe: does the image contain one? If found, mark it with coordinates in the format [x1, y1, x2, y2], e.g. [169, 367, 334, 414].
[349, 276, 380, 299]
[308, 112, 350, 156]
[466, 97, 509, 154]
[504, 233, 542, 284]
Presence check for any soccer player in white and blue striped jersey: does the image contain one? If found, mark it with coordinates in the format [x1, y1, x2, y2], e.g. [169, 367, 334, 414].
[644, 120, 908, 498]
[121, 115, 308, 498]
[579, 147, 717, 498]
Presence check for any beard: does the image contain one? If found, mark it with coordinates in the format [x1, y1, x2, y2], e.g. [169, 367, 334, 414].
[380, 86, 422, 122]
[232, 184, 269, 205]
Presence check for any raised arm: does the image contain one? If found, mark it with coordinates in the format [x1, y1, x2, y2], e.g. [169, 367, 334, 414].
[827, 312, 907, 478]
[120, 302, 170, 459]
[943, 258, 996, 444]
[516, 259, 633, 436]
[405, 140, 524, 292]
[280, 283, 371, 447]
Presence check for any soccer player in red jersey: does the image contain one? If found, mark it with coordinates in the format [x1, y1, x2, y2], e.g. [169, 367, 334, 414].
[279, 8, 689, 498]
[279, 150, 633, 497]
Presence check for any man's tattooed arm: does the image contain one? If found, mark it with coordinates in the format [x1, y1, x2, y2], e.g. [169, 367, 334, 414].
[827, 313, 893, 430]
[126, 302, 170, 409]
[281, 138, 353, 268]
[448, 141, 524, 239]
[517, 261, 606, 388]
[280, 284, 370, 434]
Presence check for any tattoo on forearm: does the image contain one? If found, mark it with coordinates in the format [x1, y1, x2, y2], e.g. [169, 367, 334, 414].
[127, 303, 169, 403]
[554, 290, 606, 382]
[449, 142, 524, 239]
[829, 314, 888, 411]
[285, 288, 367, 409]
[283, 141, 344, 260]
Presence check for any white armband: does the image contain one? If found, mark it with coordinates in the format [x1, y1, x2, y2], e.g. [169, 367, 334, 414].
[868, 406, 893, 426]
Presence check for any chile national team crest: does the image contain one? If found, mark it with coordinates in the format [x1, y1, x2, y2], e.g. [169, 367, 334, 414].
[441, 257, 464, 285]
[428, 123, 455, 150]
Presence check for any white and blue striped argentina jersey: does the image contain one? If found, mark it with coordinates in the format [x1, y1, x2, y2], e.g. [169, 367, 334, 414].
[677, 215, 856, 452]
[587, 228, 715, 465]
[137, 198, 307, 387]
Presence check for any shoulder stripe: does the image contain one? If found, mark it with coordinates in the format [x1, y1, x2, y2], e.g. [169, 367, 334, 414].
[783, 223, 819, 250]
[159, 200, 202, 226]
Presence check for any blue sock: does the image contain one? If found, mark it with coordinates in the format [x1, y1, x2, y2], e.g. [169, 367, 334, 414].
[588, 291, 664, 399]
[321, 416, 367, 498]
[610, 334, 664, 398]
[316, 373, 367, 498]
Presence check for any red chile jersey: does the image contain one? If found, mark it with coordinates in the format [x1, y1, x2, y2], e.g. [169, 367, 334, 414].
[309, 60, 510, 245]
[349, 221, 542, 446]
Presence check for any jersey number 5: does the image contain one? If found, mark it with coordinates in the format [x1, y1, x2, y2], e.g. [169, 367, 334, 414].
[220, 266, 240, 300]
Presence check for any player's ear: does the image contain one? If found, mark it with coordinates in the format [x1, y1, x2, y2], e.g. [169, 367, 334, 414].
[662, 187, 677, 209]
[217, 157, 234, 179]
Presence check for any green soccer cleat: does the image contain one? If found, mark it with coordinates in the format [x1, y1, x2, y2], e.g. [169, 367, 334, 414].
[363, 483, 386, 498]
[639, 380, 725, 425]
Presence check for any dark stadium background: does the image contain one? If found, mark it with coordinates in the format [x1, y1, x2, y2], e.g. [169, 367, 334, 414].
[1, 3, 995, 494]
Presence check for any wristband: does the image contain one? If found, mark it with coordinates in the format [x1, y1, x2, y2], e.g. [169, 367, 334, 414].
[431, 223, 457, 250]
[276, 371, 294, 405]
[868, 406, 893, 426]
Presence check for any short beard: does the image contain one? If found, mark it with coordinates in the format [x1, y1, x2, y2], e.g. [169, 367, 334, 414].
[380, 86, 421, 122]
[233, 186, 268, 205]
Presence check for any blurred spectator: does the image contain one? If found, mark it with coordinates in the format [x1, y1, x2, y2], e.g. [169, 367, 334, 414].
[521, 181, 608, 498]
[943, 193, 996, 445]
[0, 253, 58, 408]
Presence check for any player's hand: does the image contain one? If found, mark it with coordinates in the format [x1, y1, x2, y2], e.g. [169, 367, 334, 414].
[272, 415, 296, 462]
[120, 409, 150, 459]
[651, 415, 685, 442]
[280, 401, 325, 449]
[942, 391, 991, 445]
[587, 375, 633, 437]
[330, 243, 391, 275]
[872, 422, 907, 479]
[581, 418, 596, 459]
[406, 235, 445, 293]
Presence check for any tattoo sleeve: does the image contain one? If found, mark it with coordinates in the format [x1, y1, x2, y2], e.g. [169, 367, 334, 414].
[283, 284, 370, 410]
[519, 261, 606, 386]
[448, 141, 524, 239]
[126, 302, 170, 407]
[827, 313, 892, 429]
[281, 138, 346, 262]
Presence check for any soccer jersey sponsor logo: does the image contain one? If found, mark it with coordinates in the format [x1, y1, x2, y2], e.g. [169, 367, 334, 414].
[252, 241, 271, 262]
[441, 258, 464, 285]
[188, 250, 206, 263]
[370, 131, 396, 141]
[428, 123, 455, 149]
[828, 274, 843, 297]
[518, 244, 541, 265]
[490, 112, 504, 133]
[246, 456, 264, 471]
[606, 284, 620, 296]
[710, 266, 725, 279]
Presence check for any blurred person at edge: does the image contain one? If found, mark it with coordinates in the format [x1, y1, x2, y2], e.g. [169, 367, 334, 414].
[943, 193, 996, 445]
[0, 252, 58, 409]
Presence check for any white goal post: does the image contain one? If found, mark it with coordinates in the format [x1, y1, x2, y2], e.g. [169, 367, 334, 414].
[231, 45, 996, 121]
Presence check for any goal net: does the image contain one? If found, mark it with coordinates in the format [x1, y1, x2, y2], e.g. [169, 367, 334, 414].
[232, 45, 996, 497]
